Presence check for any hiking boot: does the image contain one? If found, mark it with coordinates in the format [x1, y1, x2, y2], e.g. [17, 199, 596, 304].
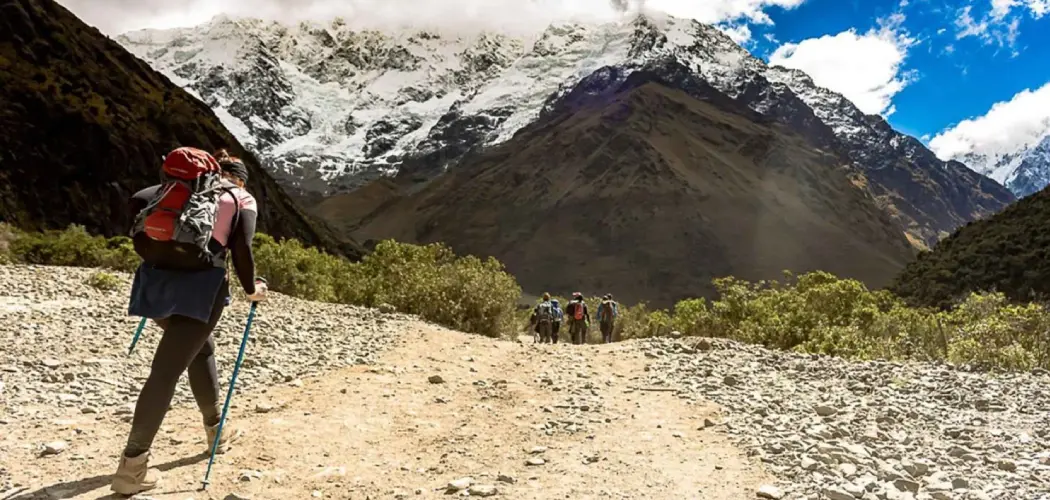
[205, 420, 244, 454]
[111, 451, 160, 496]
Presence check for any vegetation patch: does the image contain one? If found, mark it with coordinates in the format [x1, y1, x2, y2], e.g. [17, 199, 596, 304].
[86, 270, 121, 291]
[6, 224, 1050, 371]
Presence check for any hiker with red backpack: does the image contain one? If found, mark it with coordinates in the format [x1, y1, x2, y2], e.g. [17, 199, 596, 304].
[597, 294, 619, 343]
[565, 292, 590, 345]
[111, 147, 267, 496]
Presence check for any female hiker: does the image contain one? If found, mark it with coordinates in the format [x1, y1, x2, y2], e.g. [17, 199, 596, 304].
[111, 148, 267, 495]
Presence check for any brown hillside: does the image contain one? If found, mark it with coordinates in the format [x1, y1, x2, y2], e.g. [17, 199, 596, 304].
[0, 0, 362, 258]
[328, 79, 915, 306]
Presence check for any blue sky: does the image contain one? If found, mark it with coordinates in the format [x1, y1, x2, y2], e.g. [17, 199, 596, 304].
[738, 0, 1050, 143]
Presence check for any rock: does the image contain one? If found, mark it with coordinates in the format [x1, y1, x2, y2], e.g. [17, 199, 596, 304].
[238, 470, 263, 482]
[723, 375, 739, 386]
[41, 358, 62, 369]
[951, 478, 969, 489]
[529, 446, 547, 454]
[756, 484, 783, 499]
[525, 457, 545, 466]
[41, 441, 68, 456]
[496, 474, 516, 484]
[814, 404, 838, 417]
[901, 460, 928, 477]
[255, 403, 274, 414]
[997, 459, 1017, 472]
[446, 477, 473, 492]
[468, 484, 497, 497]
[702, 417, 718, 428]
[223, 494, 252, 500]
[428, 375, 445, 384]
[821, 486, 855, 500]
[377, 303, 397, 314]
[893, 478, 920, 493]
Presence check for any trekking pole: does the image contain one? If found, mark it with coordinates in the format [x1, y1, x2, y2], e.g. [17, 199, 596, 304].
[201, 299, 258, 490]
[127, 317, 148, 356]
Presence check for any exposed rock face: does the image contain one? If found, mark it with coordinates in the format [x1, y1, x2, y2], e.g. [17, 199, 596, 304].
[0, 0, 361, 258]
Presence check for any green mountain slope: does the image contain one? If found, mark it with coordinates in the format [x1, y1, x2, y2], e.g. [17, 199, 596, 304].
[0, 0, 362, 258]
[892, 186, 1050, 308]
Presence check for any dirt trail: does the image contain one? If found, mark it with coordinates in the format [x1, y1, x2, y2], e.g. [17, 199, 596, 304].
[3, 325, 770, 499]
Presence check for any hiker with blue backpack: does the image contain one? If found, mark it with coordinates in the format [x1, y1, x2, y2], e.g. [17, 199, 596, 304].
[550, 298, 564, 344]
[530, 293, 555, 343]
[112, 147, 267, 496]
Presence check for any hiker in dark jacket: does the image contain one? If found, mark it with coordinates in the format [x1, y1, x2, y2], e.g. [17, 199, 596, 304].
[112, 149, 267, 496]
[530, 292, 555, 343]
[597, 294, 619, 343]
[565, 293, 590, 345]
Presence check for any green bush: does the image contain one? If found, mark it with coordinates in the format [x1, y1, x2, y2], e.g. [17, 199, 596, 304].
[3, 226, 521, 337]
[6, 225, 139, 272]
[86, 270, 121, 291]
[654, 271, 1050, 372]
[0, 223, 15, 264]
[251, 234, 521, 337]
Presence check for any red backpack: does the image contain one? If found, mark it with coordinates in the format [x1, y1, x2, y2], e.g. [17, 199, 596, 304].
[131, 147, 232, 270]
[573, 301, 585, 321]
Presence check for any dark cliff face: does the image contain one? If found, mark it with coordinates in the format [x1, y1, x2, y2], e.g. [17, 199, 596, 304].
[0, 0, 362, 258]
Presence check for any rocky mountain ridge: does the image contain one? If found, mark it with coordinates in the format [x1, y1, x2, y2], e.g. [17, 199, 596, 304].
[954, 131, 1050, 199]
[335, 68, 917, 306]
[118, 12, 1014, 247]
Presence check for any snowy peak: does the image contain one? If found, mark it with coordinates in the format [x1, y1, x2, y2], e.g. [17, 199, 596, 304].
[1003, 133, 1050, 197]
[118, 12, 1013, 246]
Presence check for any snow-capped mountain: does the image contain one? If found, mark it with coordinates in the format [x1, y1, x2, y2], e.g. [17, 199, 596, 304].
[118, 12, 1014, 246]
[953, 131, 1050, 198]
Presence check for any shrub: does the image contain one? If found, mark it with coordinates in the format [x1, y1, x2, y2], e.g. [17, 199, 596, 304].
[7, 225, 139, 272]
[252, 235, 522, 337]
[5, 226, 521, 337]
[86, 270, 121, 291]
[0, 223, 16, 264]
[658, 271, 1050, 372]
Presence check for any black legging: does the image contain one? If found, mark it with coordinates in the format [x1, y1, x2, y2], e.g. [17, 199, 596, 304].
[124, 281, 228, 457]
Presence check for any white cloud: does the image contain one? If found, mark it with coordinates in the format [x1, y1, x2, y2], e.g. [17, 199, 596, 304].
[929, 81, 1050, 162]
[58, 0, 808, 36]
[718, 23, 753, 44]
[644, 0, 806, 25]
[955, 5, 1020, 49]
[992, 0, 1050, 19]
[768, 16, 915, 116]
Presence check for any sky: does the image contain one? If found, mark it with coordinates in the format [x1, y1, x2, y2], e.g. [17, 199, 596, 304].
[59, 0, 1050, 163]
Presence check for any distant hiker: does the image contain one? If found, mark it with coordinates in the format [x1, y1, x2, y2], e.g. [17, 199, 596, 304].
[565, 292, 590, 345]
[597, 294, 619, 344]
[112, 147, 267, 496]
[531, 292, 555, 344]
[550, 298, 564, 344]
